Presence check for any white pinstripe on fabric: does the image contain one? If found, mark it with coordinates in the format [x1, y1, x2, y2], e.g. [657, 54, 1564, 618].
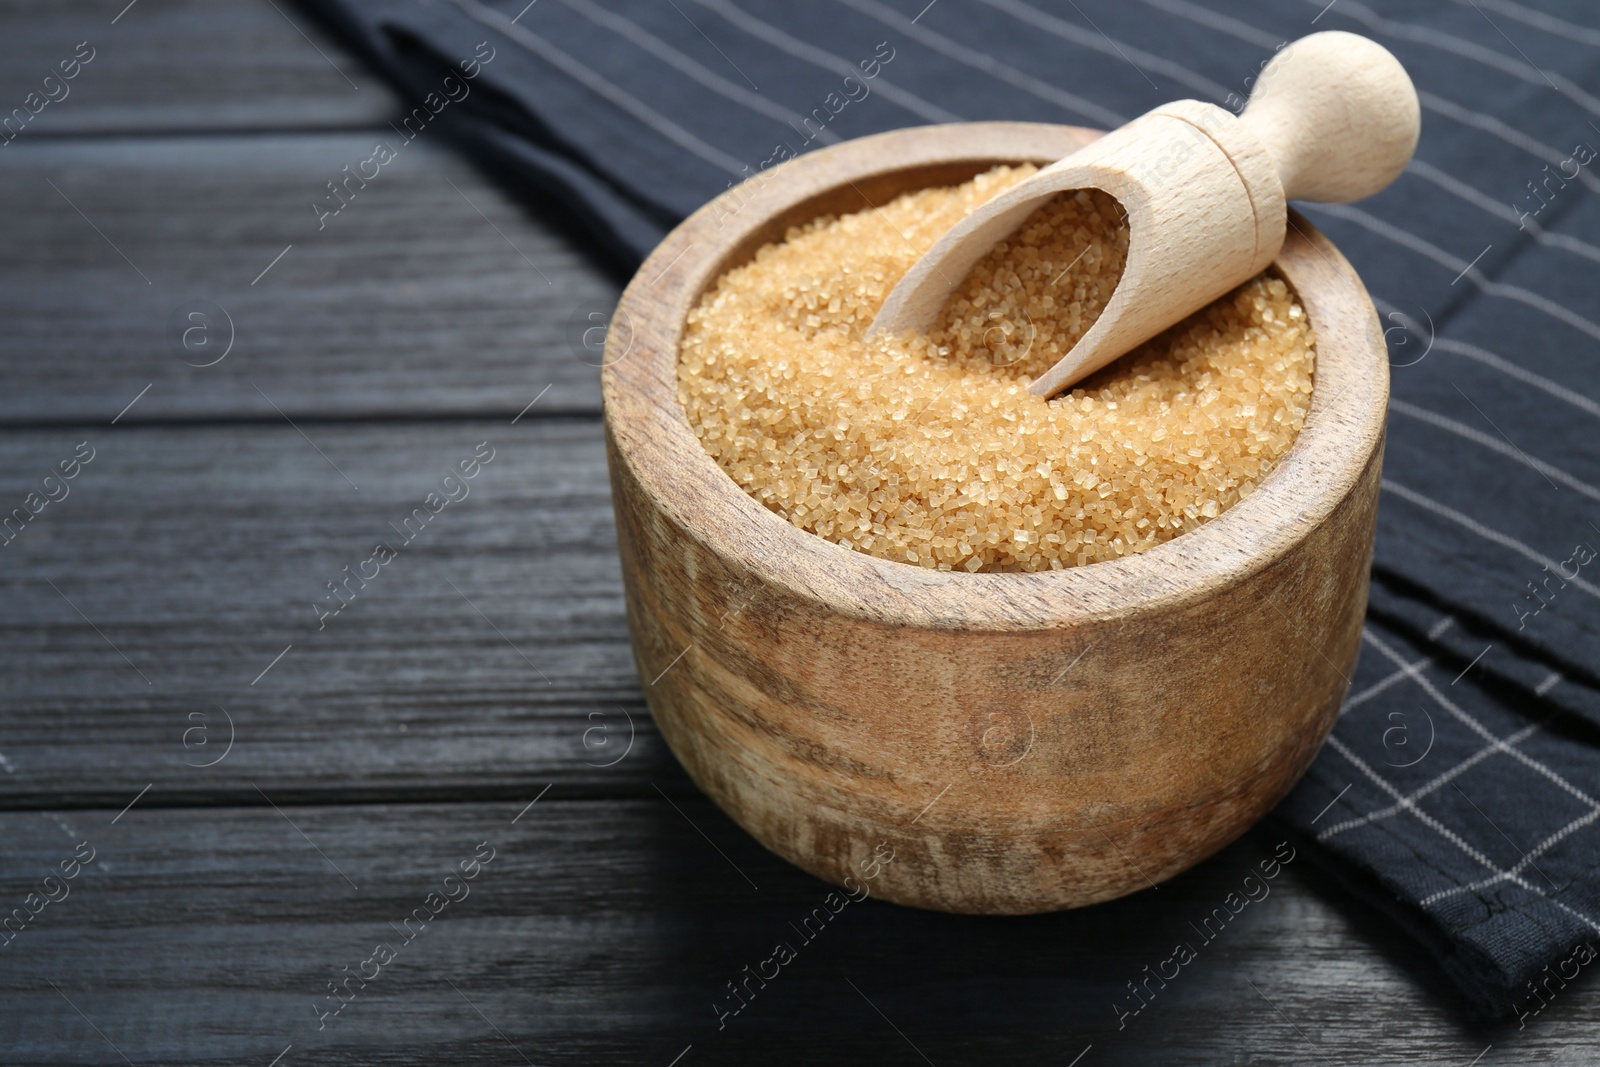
[1421, 806, 1600, 907]
[1322, 663, 1600, 937]
[831, 0, 1128, 128]
[1445, 0, 1600, 49]
[1373, 303, 1600, 425]
[1381, 479, 1600, 604]
[1320, 719, 1540, 840]
[1389, 398, 1600, 504]
[555, 0, 842, 144]
[1354, 634, 1600, 917]
[1306, 201, 1600, 344]
[1129, 0, 1280, 50]
[1427, 337, 1600, 423]
[1341, 655, 1432, 715]
[975, 0, 1232, 101]
[450, 0, 748, 175]
[1403, 160, 1600, 268]
[689, 0, 964, 124]
[1309, 0, 1600, 121]
[1323, 731, 1580, 917]
[1419, 89, 1600, 195]
[1363, 625, 1600, 819]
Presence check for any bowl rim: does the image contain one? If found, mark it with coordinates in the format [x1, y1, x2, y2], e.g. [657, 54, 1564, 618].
[602, 121, 1388, 631]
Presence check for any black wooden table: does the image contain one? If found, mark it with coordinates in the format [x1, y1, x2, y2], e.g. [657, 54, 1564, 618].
[2, 2, 1595, 1063]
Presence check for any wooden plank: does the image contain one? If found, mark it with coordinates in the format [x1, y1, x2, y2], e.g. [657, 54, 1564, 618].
[0, 132, 622, 425]
[0, 418, 680, 808]
[0, 0, 398, 135]
[0, 804, 1587, 1064]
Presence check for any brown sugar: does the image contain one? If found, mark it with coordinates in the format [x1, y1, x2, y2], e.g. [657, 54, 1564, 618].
[678, 165, 1316, 573]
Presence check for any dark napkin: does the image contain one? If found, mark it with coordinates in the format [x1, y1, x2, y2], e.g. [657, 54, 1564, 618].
[307, 0, 1600, 1017]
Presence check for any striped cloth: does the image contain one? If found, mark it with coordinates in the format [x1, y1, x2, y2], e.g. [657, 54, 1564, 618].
[309, 0, 1600, 1017]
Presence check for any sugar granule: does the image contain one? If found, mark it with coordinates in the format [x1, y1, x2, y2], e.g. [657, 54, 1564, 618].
[678, 165, 1316, 572]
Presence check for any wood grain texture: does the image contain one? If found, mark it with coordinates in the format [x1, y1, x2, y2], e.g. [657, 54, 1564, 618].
[0, 0, 398, 136]
[0, 420, 680, 808]
[1, 804, 1588, 1066]
[0, 134, 620, 425]
[604, 122, 1389, 913]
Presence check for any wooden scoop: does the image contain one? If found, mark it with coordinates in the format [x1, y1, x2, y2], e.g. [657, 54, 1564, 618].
[870, 30, 1421, 398]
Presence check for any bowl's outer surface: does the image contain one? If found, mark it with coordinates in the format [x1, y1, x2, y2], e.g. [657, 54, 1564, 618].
[601, 123, 1388, 914]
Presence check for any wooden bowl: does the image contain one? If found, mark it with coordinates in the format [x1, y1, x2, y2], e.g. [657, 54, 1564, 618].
[601, 122, 1386, 914]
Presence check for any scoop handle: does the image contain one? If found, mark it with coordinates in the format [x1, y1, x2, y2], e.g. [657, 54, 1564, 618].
[1239, 30, 1420, 203]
